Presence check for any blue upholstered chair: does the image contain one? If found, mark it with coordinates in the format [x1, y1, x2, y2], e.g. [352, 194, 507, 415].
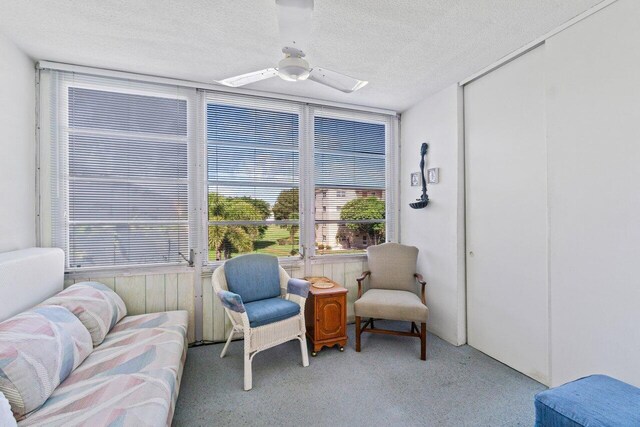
[212, 254, 310, 390]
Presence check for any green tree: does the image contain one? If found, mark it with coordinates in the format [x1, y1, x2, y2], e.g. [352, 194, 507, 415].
[238, 196, 270, 238]
[272, 188, 299, 249]
[208, 193, 265, 260]
[339, 196, 386, 246]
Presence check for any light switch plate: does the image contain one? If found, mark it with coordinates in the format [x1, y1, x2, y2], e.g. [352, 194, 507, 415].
[410, 172, 421, 187]
[427, 168, 439, 184]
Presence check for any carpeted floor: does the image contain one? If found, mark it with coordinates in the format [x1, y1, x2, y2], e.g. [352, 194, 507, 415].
[174, 321, 545, 426]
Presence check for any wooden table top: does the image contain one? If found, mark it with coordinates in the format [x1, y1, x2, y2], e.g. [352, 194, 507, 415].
[304, 276, 348, 296]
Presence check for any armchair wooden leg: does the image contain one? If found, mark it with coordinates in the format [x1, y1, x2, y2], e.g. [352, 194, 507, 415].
[370, 318, 375, 329]
[420, 322, 427, 361]
[411, 322, 419, 334]
[355, 316, 361, 352]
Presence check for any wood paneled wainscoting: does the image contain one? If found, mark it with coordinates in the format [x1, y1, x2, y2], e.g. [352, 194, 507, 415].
[66, 258, 370, 345]
[64, 271, 196, 343]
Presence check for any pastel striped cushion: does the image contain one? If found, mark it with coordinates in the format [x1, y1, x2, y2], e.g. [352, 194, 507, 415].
[19, 311, 188, 427]
[0, 306, 93, 419]
[40, 282, 127, 346]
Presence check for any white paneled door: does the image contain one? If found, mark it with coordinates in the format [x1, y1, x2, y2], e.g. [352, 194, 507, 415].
[464, 45, 549, 385]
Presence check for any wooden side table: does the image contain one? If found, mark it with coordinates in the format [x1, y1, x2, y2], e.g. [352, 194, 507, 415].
[304, 277, 348, 356]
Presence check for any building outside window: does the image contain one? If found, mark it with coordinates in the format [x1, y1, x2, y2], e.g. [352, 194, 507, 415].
[314, 115, 387, 255]
[42, 71, 397, 269]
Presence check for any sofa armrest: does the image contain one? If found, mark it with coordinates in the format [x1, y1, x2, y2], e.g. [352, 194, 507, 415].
[287, 278, 310, 299]
[216, 290, 245, 313]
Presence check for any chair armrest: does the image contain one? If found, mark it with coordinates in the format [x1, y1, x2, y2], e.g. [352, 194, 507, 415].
[356, 271, 371, 298]
[415, 273, 427, 305]
[287, 278, 310, 298]
[216, 290, 245, 313]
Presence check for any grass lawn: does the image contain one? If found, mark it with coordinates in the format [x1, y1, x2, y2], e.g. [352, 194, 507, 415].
[209, 225, 299, 260]
[254, 226, 299, 256]
[208, 225, 367, 260]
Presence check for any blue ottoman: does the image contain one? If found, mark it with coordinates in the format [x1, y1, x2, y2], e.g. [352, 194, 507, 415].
[535, 375, 640, 426]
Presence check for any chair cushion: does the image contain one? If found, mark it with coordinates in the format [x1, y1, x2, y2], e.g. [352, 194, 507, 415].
[354, 289, 428, 323]
[224, 254, 281, 303]
[244, 298, 300, 328]
[0, 306, 93, 419]
[367, 243, 419, 292]
[534, 374, 640, 427]
[39, 281, 127, 346]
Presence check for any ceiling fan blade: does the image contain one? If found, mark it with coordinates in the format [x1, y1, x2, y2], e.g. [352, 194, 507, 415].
[308, 67, 368, 93]
[216, 68, 279, 87]
[276, 0, 314, 54]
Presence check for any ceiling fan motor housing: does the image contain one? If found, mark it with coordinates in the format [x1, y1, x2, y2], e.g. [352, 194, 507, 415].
[216, 0, 367, 91]
[278, 56, 310, 81]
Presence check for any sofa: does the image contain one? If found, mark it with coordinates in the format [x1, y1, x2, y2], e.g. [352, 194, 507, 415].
[0, 249, 188, 427]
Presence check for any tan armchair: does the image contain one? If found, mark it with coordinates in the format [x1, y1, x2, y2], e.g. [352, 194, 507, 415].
[354, 243, 429, 360]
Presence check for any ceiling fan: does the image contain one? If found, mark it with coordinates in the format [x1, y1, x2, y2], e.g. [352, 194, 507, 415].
[216, 0, 368, 93]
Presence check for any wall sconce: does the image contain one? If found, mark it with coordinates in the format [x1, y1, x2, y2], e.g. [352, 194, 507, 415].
[409, 143, 430, 209]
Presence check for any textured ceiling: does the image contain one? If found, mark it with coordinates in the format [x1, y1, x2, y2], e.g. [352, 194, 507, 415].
[0, 0, 602, 112]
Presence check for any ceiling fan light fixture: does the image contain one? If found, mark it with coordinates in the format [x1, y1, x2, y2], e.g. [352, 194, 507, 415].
[214, 0, 368, 93]
[277, 56, 310, 81]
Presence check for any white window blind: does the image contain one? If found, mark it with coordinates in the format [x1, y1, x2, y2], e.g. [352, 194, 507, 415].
[205, 93, 302, 261]
[45, 71, 196, 269]
[40, 66, 398, 270]
[311, 108, 392, 255]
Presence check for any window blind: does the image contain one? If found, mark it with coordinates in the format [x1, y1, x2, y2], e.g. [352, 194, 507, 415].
[46, 71, 196, 269]
[312, 108, 390, 255]
[41, 67, 398, 269]
[205, 93, 302, 261]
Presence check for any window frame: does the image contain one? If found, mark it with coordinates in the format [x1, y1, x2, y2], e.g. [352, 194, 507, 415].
[42, 72, 197, 271]
[40, 68, 398, 273]
[201, 92, 304, 266]
[306, 106, 397, 261]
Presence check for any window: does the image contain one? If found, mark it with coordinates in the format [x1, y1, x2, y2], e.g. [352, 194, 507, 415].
[314, 114, 387, 255]
[42, 69, 397, 269]
[206, 94, 301, 261]
[45, 72, 195, 269]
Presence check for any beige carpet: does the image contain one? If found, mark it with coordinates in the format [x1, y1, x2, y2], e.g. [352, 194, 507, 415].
[174, 321, 545, 426]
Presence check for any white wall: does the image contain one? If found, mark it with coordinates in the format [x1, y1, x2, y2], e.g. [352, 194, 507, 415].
[0, 34, 35, 252]
[400, 85, 466, 346]
[545, 0, 640, 387]
[402, 0, 640, 386]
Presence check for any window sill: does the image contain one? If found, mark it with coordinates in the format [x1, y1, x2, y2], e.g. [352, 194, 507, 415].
[65, 263, 192, 278]
[309, 253, 367, 264]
